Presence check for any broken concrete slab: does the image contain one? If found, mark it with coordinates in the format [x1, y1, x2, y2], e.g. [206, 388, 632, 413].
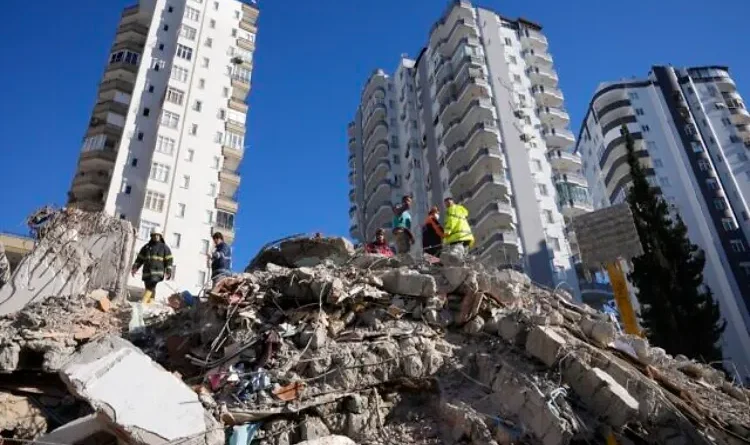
[295, 436, 357, 445]
[59, 335, 224, 445]
[526, 326, 568, 367]
[378, 268, 437, 297]
[280, 237, 355, 268]
[0, 209, 134, 316]
[32, 414, 119, 445]
[0, 391, 48, 439]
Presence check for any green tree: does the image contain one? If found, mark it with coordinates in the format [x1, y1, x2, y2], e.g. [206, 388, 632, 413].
[622, 125, 725, 363]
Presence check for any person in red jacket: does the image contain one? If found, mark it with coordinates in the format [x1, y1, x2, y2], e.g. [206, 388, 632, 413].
[365, 228, 394, 257]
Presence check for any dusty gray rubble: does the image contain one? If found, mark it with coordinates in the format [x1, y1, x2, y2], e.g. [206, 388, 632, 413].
[0, 230, 749, 445]
[0, 207, 134, 316]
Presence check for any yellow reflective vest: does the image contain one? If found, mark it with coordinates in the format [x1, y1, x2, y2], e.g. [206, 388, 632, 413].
[442, 204, 474, 247]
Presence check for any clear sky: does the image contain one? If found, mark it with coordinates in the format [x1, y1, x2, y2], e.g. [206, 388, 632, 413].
[0, 0, 747, 270]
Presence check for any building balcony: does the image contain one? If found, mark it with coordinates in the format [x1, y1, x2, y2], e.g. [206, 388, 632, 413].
[523, 49, 553, 67]
[715, 74, 737, 94]
[219, 169, 241, 196]
[239, 18, 257, 34]
[475, 231, 521, 264]
[348, 170, 356, 186]
[469, 201, 514, 237]
[225, 118, 246, 135]
[558, 197, 594, 217]
[228, 99, 248, 113]
[436, 18, 478, 57]
[429, 1, 474, 47]
[215, 195, 239, 213]
[364, 141, 388, 173]
[93, 100, 129, 118]
[349, 188, 356, 201]
[537, 106, 569, 127]
[365, 179, 391, 208]
[557, 181, 593, 217]
[527, 66, 558, 87]
[363, 102, 387, 138]
[446, 124, 501, 172]
[79, 149, 118, 171]
[106, 61, 139, 77]
[449, 149, 503, 191]
[532, 86, 564, 108]
[348, 122, 356, 137]
[237, 36, 256, 52]
[231, 76, 251, 101]
[364, 120, 388, 148]
[729, 106, 750, 125]
[442, 102, 495, 150]
[86, 122, 124, 139]
[542, 127, 575, 148]
[454, 174, 510, 211]
[553, 172, 588, 187]
[520, 30, 548, 51]
[547, 150, 582, 171]
[364, 159, 390, 193]
[72, 173, 112, 192]
[222, 145, 243, 172]
[99, 78, 134, 95]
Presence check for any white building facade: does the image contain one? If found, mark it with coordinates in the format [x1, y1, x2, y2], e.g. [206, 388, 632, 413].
[576, 65, 750, 374]
[349, 1, 584, 293]
[68, 0, 259, 294]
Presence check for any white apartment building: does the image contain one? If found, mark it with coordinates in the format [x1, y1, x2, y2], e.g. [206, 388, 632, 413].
[349, 0, 584, 294]
[576, 65, 750, 375]
[68, 0, 258, 294]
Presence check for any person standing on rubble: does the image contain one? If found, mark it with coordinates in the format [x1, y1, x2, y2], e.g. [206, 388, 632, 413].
[392, 195, 414, 254]
[422, 206, 444, 257]
[442, 197, 474, 254]
[365, 228, 394, 257]
[131, 230, 173, 304]
[209, 231, 232, 287]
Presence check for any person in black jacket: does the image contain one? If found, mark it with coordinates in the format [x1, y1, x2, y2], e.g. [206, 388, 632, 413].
[422, 206, 444, 257]
[131, 230, 173, 304]
[209, 232, 232, 287]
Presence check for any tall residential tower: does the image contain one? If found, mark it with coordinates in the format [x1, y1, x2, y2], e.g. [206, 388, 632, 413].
[349, 1, 587, 293]
[576, 65, 750, 374]
[68, 0, 258, 294]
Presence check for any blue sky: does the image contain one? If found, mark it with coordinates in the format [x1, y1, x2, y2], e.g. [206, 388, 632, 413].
[0, 0, 747, 269]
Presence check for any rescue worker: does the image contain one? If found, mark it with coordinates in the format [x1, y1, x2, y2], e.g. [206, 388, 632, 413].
[131, 230, 173, 304]
[209, 231, 232, 287]
[442, 197, 474, 254]
[0, 242, 11, 289]
[365, 228, 394, 257]
[422, 206, 444, 257]
[392, 195, 414, 254]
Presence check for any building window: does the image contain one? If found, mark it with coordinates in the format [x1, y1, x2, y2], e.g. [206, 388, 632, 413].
[504, 37, 512, 45]
[131, 158, 138, 167]
[730, 135, 742, 144]
[193, 100, 203, 112]
[722, 218, 737, 231]
[232, 28, 238, 37]
[549, 237, 561, 251]
[234, 10, 240, 19]
[222, 87, 229, 98]
[628, 92, 639, 100]
[641, 125, 650, 132]
[213, 156, 221, 169]
[635, 108, 645, 116]
[218, 109, 226, 119]
[209, 19, 216, 28]
[147, 85, 154, 93]
[721, 117, 732, 127]
[691, 142, 703, 153]
[161, 110, 180, 128]
[198, 271, 206, 286]
[167, 5, 173, 12]
[124, 185, 132, 195]
[533, 159, 542, 171]
[166, 87, 185, 105]
[150, 162, 171, 183]
[143, 107, 150, 117]
[205, 210, 213, 224]
[730, 240, 745, 253]
[198, 78, 206, 89]
[544, 210, 554, 224]
[156, 135, 175, 155]
[186, 149, 194, 161]
[698, 159, 710, 171]
[171, 65, 189, 82]
[208, 182, 217, 196]
[179, 25, 197, 41]
[176, 44, 193, 61]
[171, 233, 182, 248]
[213, 1, 219, 10]
[163, 24, 169, 31]
[158, 43, 165, 51]
[181, 175, 190, 189]
[659, 177, 670, 187]
[137, 132, 144, 141]
[205, 37, 213, 48]
[647, 141, 657, 151]
[144, 191, 166, 212]
[714, 198, 727, 210]
[201, 57, 210, 68]
[138, 220, 161, 240]
[201, 240, 210, 254]
[538, 183, 549, 196]
[217, 211, 235, 230]
[184, 6, 200, 21]
[214, 132, 223, 143]
[706, 178, 719, 190]
[224, 131, 244, 149]
[508, 55, 517, 65]
[176, 203, 186, 218]
[190, 124, 198, 135]
[513, 74, 521, 83]
[653, 158, 663, 168]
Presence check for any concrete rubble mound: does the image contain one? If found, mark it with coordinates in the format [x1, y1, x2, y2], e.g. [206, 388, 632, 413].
[0, 231, 748, 445]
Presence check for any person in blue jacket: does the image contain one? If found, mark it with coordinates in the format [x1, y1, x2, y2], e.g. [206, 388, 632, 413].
[209, 232, 232, 287]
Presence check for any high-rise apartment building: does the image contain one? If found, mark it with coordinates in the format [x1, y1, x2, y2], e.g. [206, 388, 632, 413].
[68, 0, 258, 294]
[575, 65, 750, 373]
[349, 0, 586, 293]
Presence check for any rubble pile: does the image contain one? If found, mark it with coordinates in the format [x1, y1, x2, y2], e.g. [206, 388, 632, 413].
[0, 224, 749, 444]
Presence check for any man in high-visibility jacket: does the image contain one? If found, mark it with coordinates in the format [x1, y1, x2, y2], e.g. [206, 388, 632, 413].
[442, 197, 474, 252]
[131, 230, 173, 304]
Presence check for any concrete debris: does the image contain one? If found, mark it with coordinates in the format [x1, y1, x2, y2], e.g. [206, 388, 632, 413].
[0, 392, 48, 439]
[0, 231, 748, 445]
[0, 208, 134, 316]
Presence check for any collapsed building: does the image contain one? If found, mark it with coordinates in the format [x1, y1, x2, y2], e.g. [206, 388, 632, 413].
[0, 209, 749, 445]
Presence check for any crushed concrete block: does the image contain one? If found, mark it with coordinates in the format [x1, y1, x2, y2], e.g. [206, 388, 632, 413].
[548, 311, 564, 326]
[280, 237, 355, 268]
[571, 367, 639, 428]
[59, 335, 224, 445]
[298, 325, 327, 350]
[32, 414, 116, 445]
[402, 354, 424, 378]
[526, 326, 567, 367]
[0, 210, 134, 316]
[296, 435, 357, 445]
[0, 343, 21, 372]
[579, 318, 616, 346]
[299, 416, 331, 441]
[442, 267, 472, 293]
[498, 315, 523, 343]
[463, 315, 485, 334]
[379, 268, 437, 297]
[0, 391, 48, 439]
